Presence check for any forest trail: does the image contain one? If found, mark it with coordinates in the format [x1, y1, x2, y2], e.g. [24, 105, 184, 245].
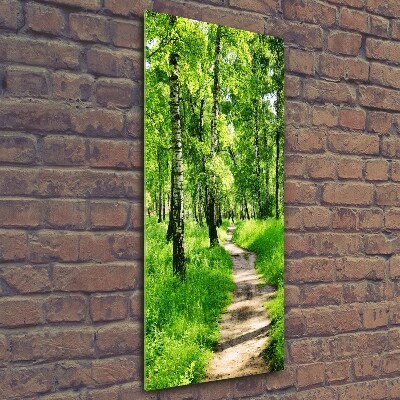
[204, 225, 275, 381]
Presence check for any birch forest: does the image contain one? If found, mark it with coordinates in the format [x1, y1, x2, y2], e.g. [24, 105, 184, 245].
[145, 11, 284, 390]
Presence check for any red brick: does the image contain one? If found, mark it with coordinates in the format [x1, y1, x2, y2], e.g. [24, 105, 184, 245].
[366, 37, 400, 64]
[392, 162, 400, 182]
[385, 209, 400, 230]
[370, 63, 400, 91]
[390, 256, 400, 278]
[322, 182, 373, 206]
[365, 159, 389, 181]
[90, 295, 128, 322]
[336, 257, 386, 281]
[319, 53, 344, 80]
[354, 356, 382, 378]
[340, 8, 368, 33]
[290, 337, 336, 364]
[358, 209, 384, 230]
[370, 15, 389, 37]
[111, 20, 142, 49]
[302, 207, 331, 229]
[70, 13, 109, 43]
[286, 48, 315, 75]
[328, 31, 362, 56]
[285, 155, 307, 178]
[72, 108, 124, 137]
[11, 329, 95, 361]
[328, 132, 379, 155]
[325, 360, 351, 383]
[285, 75, 301, 98]
[285, 285, 300, 307]
[285, 181, 318, 204]
[87, 47, 141, 79]
[42, 0, 101, 10]
[340, 380, 388, 400]
[39, 169, 141, 199]
[229, 0, 276, 14]
[285, 101, 309, 126]
[364, 234, 400, 255]
[95, 78, 136, 108]
[366, 0, 400, 17]
[126, 107, 143, 138]
[285, 127, 325, 153]
[0, 199, 43, 227]
[52, 71, 94, 101]
[343, 58, 370, 81]
[312, 104, 338, 127]
[47, 199, 86, 229]
[296, 363, 325, 388]
[363, 304, 389, 329]
[45, 296, 86, 322]
[0, 265, 51, 293]
[0, 298, 42, 327]
[90, 201, 128, 228]
[130, 140, 142, 169]
[336, 157, 363, 179]
[285, 310, 306, 337]
[336, 331, 387, 359]
[383, 353, 400, 374]
[0, 134, 36, 164]
[5, 66, 49, 98]
[0, 36, 80, 70]
[286, 258, 335, 283]
[130, 202, 143, 230]
[367, 111, 392, 135]
[26, 2, 65, 35]
[29, 231, 79, 263]
[282, 0, 336, 26]
[264, 17, 323, 49]
[0, 334, 8, 362]
[318, 232, 363, 256]
[332, 208, 357, 230]
[305, 307, 361, 335]
[89, 139, 130, 169]
[343, 281, 385, 303]
[304, 79, 356, 105]
[105, 0, 151, 16]
[308, 156, 336, 180]
[392, 20, 400, 39]
[130, 290, 142, 320]
[95, 322, 141, 356]
[302, 284, 342, 306]
[339, 108, 366, 130]
[376, 184, 400, 206]
[53, 263, 139, 292]
[0, 0, 22, 30]
[285, 233, 318, 257]
[0, 230, 28, 261]
[382, 137, 400, 159]
[43, 136, 85, 166]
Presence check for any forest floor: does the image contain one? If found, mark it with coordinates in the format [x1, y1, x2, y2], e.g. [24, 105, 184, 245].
[204, 225, 276, 381]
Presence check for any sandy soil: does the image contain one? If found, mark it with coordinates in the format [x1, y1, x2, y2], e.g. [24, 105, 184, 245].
[204, 225, 276, 381]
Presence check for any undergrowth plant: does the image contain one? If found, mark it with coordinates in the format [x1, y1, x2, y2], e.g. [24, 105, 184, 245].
[145, 217, 233, 390]
[233, 218, 284, 371]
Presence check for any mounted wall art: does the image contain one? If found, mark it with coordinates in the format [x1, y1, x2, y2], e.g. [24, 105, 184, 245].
[144, 10, 285, 390]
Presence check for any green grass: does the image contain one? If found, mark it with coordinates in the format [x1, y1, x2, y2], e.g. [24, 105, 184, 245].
[233, 218, 284, 371]
[145, 217, 234, 390]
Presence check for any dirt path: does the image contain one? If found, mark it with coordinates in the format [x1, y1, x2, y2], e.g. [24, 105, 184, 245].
[204, 225, 276, 381]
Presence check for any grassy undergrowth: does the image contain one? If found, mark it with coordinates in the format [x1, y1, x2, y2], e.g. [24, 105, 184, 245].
[233, 218, 284, 371]
[145, 217, 233, 390]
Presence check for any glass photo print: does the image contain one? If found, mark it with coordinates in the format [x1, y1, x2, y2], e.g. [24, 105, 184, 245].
[144, 10, 284, 390]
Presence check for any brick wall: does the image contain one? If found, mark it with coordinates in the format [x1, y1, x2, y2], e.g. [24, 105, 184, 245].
[0, 0, 399, 399]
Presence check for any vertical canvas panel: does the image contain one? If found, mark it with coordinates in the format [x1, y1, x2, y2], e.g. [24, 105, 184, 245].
[144, 10, 284, 390]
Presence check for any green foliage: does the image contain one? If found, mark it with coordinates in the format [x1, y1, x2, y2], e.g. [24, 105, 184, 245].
[233, 218, 284, 371]
[145, 217, 234, 390]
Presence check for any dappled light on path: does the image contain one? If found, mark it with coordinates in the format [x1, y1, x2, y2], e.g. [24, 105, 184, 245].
[204, 225, 275, 381]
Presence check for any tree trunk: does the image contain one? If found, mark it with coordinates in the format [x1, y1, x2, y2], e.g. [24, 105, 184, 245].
[157, 153, 162, 223]
[254, 99, 262, 219]
[169, 34, 185, 279]
[263, 127, 271, 218]
[166, 166, 174, 242]
[208, 25, 222, 247]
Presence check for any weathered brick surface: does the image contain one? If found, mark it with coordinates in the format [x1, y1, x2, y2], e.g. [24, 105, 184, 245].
[0, 0, 399, 399]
